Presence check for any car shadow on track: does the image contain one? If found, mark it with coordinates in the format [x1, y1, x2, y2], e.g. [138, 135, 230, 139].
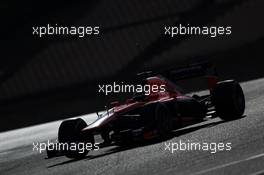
[48, 117, 243, 168]
[48, 115, 247, 168]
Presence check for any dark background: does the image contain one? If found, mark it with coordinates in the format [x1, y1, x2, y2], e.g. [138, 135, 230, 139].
[1, 0, 263, 131]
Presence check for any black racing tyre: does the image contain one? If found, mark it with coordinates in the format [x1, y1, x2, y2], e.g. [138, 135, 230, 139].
[58, 118, 93, 159]
[46, 143, 59, 158]
[212, 80, 245, 120]
[154, 103, 173, 136]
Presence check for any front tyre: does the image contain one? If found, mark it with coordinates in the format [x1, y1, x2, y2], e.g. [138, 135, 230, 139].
[212, 80, 245, 120]
[58, 118, 93, 159]
[154, 103, 173, 136]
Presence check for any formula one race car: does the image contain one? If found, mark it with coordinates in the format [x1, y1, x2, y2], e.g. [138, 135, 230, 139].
[46, 63, 245, 159]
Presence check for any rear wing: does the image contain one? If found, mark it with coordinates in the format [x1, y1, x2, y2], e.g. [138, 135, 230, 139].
[137, 62, 218, 89]
[137, 62, 218, 90]
[164, 62, 217, 81]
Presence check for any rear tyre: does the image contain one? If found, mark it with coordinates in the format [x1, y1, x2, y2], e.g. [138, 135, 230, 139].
[154, 103, 173, 136]
[212, 80, 245, 120]
[58, 118, 93, 159]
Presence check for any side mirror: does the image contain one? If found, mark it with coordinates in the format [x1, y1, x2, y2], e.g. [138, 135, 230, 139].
[96, 111, 101, 118]
[110, 101, 120, 107]
[126, 99, 133, 103]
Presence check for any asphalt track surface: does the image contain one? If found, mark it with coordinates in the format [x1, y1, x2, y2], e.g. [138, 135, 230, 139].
[0, 78, 264, 175]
